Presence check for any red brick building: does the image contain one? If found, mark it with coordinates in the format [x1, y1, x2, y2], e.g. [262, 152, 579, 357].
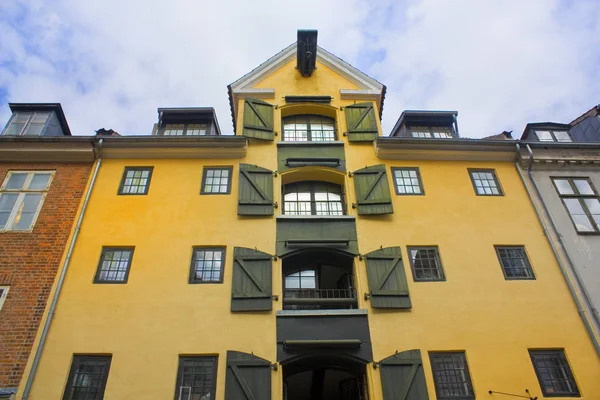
[0, 104, 94, 397]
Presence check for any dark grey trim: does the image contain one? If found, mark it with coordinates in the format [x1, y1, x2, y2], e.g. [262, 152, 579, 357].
[188, 246, 226, 284]
[407, 246, 446, 282]
[117, 167, 154, 195]
[285, 96, 332, 104]
[529, 349, 580, 397]
[200, 166, 233, 195]
[93, 247, 135, 284]
[429, 351, 474, 400]
[390, 167, 425, 196]
[494, 245, 536, 280]
[468, 168, 504, 196]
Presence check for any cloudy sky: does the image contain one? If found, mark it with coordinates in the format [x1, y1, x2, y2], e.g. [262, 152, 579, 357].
[1, 0, 599, 138]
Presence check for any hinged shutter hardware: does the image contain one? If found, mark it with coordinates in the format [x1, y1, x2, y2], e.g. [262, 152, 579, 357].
[372, 361, 380, 369]
[352, 203, 357, 209]
[273, 202, 278, 209]
[348, 171, 354, 177]
[272, 171, 278, 177]
[488, 389, 537, 399]
[270, 363, 278, 371]
[272, 255, 278, 261]
[343, 131, 348, 137]
[272, 295, 279, 301]
[274, 131, 278, 136]
[364, 292, 371, 300]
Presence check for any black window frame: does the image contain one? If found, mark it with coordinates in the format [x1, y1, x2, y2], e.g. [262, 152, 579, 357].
[468, 168, 504, 196]
[534, 129, 573, 143]
[494, 245, 535, 280]
[62, 355, 112, 400]
[189, 247, 226, 284]
[529, 349, 580, 397]
[391, 167, 425, 196]
[200, 166, 233, 195]
[93, 247, 135, 284]
[429, 351, 475, 400]
[282, 114, 337, 142]
[174, 355, 218, 400]
[551, 177, 600, 234]
[408, 246, 446, 282]
[282, 181, 346, 216]
[118, 167, 154, 195]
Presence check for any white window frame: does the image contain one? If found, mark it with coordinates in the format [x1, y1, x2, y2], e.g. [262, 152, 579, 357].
[0, 286, 9, 311]
[2, 111, 52, 136]
[0, 171, 54, 232]
[534, 130, 572, 142]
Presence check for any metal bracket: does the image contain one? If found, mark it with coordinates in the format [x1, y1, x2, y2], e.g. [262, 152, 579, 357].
[352, 203, 357, 209]
[272, 256, 278, 261]
[358, 254, 364, 261]
[372, 362, 380, 369]
[273, 202, 278, 209]
[343, 132, 348, 137]
[270, 363, 278, 371]
[274, 131, 278, 136]
[364, 293, 371, 301]
[272, 295, 279, 301]
[348, 171, 354, 177]
[273, 171, 278, 177]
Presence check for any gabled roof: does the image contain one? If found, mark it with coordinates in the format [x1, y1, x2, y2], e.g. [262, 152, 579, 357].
[227, 42, 386, 133]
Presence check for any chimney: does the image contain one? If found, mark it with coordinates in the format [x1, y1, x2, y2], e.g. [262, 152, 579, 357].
[297, 30, 318, 77]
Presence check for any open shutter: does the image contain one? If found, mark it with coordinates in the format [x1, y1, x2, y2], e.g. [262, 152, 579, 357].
[238, 164, 274, 216]
[365, 246, 411, 309]
[379, 350, 430, 400]
[225, 351, 272, 400]
[232, 247, 273, 311]
[352, 165, 393, 215]
[345, 102, 379, 142]
[243, 98, 275, 140]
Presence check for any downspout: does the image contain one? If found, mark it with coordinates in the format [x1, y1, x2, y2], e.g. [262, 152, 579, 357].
[514, 143, 600, 356]
[22, 138, 104, 399]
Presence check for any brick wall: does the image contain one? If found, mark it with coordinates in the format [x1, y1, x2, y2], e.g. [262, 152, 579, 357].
[0, 163, 92, 390]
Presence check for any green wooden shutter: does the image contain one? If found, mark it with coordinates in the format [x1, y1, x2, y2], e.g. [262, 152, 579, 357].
[379, 350, 430, 400]
[225, 351, 272, 400]
[365, 246, 411, 309]
[345, 102, 379, 142]
[243, 98, 275, 141]
[238, 164, 274, 216]
[352, 165, 393, 215]
[231, 247, 273, 311]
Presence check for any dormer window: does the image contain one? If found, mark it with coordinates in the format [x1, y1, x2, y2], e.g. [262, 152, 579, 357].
[162, 123, 211, 136]
[156, 108, 221, 137]
[2, 104, 70, 136]
[390, 110, 459, 138]
[410, 126, 453, 139]
[535, 130, 572, 142]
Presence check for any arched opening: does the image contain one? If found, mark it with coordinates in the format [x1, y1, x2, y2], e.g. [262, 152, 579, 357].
[282, 181, 346, 216]
[282, 250, 357, 310]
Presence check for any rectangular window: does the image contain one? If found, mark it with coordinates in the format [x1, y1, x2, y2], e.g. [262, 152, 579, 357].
[189, 247, 225, 283]
[201, 167, 232, 194]
[392, 167, 424, 195]
[94, 248, 134, 283]
[410, 126, 453, 138]
[118, 167, 153, 195]
[553, 177, 600, 233]
[0, 171, 54, 231]
[469, 169, 503, 196]
[495, 246, 535, 279]
[430, 352, 475, 399]
[408, 247, 445, 281]
[535, 130, 572, 142]
[529, 350, 580, 397]
[175, 356, 218, 400]
[2, 111, 51, 136]
[0, 286, 9, 312]
[62, 355, 112, 400]
[162, 123, 211, 136]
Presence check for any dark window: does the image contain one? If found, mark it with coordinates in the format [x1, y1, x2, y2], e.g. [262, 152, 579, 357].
[392, 167, 424, 195]
[282, 181, 344, 216]
[201, 167, 233, 195]
[62, 355, 111, 400]
[162, 123, 212, 136]
[282, 115, 336, 142]
[535, 130, 572, 142]
[495, 246, 535, 279]
[553, 178, 600, 234]
[174, 356, 218, 400]
[408, 247, 445, 281]
[118, 167, 153, 195]
[94, 248, 134, 284]
[189, 247, 225, 284]
[410, 126, 453, 138]
[529, 350, 580, 397]
[469, 169, 503, 196]
[430, 352, 474, 399]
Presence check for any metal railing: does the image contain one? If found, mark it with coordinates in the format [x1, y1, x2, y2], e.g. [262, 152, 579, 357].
[283, 288, 357, 308]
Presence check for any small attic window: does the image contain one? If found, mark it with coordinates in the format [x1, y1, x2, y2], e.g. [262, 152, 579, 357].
[2, 111, 52, 136]
[410, 126, 453, 139]
[161, 123, 212, 136]
[535, 130, 572, 142]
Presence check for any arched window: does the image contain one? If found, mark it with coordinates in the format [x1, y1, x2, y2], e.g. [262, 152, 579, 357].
[283, 181, 344, 216]
[282, 115, 336, 142]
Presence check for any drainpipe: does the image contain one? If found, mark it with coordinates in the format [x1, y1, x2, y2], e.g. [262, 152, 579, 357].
[514, 143, 600, 356]
[22, 138, 104, 399]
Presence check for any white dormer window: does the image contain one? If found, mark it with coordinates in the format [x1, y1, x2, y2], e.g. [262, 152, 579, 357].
[410, 126, 453, 138]
[162, 123, 210, 136]
[2, 112, 51, 136]
[535, 130, 572, 142]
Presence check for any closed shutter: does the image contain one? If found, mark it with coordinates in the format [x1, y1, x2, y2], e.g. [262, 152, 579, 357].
[345, 102, 378, 142]
[225, 351, 272, 400]
[365, 246, 411, 309]
[231, 247, 273, 311]
[243, 99, 275, 141]
[238, 164, 274, 216]
[379, 350, 430, 400]
[352, 165, 393, 215]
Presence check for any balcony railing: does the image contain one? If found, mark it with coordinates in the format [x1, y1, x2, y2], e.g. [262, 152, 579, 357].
[283, 288, 357, 309]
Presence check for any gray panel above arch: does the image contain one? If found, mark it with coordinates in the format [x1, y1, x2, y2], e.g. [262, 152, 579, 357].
[276, 216, 358, 257]
[277, 142, 346, 173]
[379, 350, 430, 400]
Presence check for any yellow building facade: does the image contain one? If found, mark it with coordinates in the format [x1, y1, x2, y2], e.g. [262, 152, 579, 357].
[17, 31, 600, 400]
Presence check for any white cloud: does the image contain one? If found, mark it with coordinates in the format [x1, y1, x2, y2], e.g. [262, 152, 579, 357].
[0, 0, 599, 138]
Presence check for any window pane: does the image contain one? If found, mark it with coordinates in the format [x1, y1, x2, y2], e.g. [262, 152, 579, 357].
[24, 123, 45, 136]
[12, 193, 43, 230]
[573, 179, 594, 195]
[553, 179, 574, 195]
[28, 173, 52, 190]
[0, 193, 19, 229]
[536, 130, 554, 141]
[31, 112, 50, 123]
[5, 173, 29, 190]
[553, 131, 572, 142]
[3, 122, 25, 136]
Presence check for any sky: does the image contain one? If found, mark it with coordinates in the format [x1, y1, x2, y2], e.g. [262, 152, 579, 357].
[0, 0, 599, 138]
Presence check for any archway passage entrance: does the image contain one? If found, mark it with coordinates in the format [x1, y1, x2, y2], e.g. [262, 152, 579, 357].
[283, 355, 368, 400]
